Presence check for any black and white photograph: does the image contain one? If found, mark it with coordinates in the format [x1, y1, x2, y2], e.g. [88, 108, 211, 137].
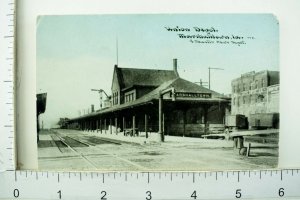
[36, 14, 279, 170]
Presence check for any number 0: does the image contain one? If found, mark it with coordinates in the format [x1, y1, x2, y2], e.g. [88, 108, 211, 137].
[13, 189, 19, 198]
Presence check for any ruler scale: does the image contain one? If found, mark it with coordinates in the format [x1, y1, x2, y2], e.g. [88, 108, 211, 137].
[0, 170, 300, 200]
[0, 0, 16, 171]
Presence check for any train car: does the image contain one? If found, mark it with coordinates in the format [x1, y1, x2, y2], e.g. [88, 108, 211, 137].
[225, 114, 247, 129]
[248, 113, 279, 129]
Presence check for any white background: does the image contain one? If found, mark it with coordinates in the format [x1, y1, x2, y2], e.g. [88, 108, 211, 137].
[16, 0, 300, 169]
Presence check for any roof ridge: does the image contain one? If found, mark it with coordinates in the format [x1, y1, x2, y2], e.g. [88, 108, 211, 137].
[119, 67, 174, 71]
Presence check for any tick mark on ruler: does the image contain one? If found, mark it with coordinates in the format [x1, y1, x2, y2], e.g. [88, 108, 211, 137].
[147, 172, 150, 183]
[193, 172, 195, 183]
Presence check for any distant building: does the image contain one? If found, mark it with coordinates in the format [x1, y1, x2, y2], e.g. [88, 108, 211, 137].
[67, 59, 230, 138]
[231, 70, 279, 117]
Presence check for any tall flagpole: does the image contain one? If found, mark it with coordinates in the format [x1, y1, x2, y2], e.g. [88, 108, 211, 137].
[116, 37, 118, 65]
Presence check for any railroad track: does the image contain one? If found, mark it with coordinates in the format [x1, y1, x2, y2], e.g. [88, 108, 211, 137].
[49, 130, 147, 170]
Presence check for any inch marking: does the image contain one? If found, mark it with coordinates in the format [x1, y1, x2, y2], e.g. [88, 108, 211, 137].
[260, 171, 262, 179]
[147, 172, 149, 183]
[193, 172, 195, 183]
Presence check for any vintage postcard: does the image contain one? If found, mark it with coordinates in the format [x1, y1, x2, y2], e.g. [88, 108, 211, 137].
[36, 14, 279, 171]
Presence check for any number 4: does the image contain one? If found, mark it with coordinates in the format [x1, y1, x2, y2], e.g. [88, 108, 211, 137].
[191, 190, 197, 199]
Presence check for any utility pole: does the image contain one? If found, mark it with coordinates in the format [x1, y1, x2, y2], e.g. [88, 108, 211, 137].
[208, 67, 224, 90]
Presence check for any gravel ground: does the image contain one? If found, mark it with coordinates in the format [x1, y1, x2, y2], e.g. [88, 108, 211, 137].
[38, 129, 278, 171]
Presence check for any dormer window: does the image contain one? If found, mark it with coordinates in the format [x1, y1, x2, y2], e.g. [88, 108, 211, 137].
[125, 90, 136, 103]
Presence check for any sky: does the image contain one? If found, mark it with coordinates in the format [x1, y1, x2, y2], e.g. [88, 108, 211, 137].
[36, 14, 279, 128]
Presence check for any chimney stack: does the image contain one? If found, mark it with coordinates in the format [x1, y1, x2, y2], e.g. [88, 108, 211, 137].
[173, 58, 179, 77]
[91, 104, 95, 113]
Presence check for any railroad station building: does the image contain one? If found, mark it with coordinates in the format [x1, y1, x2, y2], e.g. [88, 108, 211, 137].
[66, 59, 230, 140]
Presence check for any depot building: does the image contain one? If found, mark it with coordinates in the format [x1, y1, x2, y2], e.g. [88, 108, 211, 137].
[66, 59, 230, 140]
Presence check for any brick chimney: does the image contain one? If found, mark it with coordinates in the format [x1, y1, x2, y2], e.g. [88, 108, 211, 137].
[173, 58, 179, 77]
[91, 104, 95, 113]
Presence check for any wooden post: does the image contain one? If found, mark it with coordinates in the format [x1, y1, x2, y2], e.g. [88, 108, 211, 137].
[158, 91, 164, 142]
[237, 137, 244, 149]
[132, 115, 136, 137]
[110, 118, 112, 134]
[246, 143, 251, 157]
[123, 116, 126, 136]
[162, 113, 165, 135]
[145, 114, 148, 138]
[115, 117, 118, 135]
[204, 105, 209, 135]
[104, 119, 107, 134]
[96, 120, 98, 132]
[100, 119, 102, 133]
[183, 109, 186, 137]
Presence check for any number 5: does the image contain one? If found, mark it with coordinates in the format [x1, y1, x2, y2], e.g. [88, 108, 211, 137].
[235, 189, 241, 198]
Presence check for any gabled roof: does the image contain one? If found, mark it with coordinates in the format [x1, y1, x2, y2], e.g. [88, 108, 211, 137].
[116, 67, 178, 89]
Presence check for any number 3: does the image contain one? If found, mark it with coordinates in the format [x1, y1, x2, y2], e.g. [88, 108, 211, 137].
[146, 191, 152, 200]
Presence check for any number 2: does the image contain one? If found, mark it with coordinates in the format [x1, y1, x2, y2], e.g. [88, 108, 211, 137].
[101, 191, 107, 200]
